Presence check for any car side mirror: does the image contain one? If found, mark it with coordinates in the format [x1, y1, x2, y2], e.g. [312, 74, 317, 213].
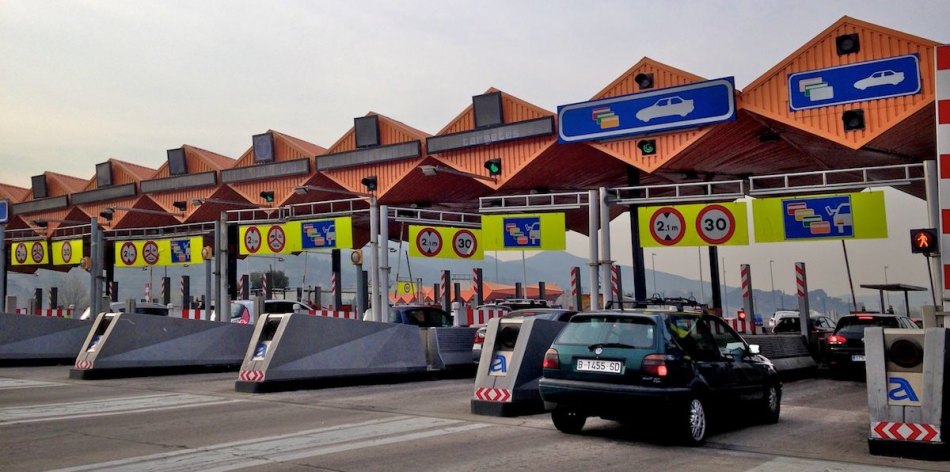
[748, 344, 760, 355]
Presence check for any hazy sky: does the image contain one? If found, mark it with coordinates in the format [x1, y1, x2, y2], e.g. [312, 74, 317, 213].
[1, 1, 948, 301]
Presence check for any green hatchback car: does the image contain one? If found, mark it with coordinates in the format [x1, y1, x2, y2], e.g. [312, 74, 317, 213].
[539, 310, 781, 445]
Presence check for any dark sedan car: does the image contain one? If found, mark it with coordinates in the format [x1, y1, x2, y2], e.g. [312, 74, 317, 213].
[824, 314, 920, 372]
[539, 310, 781, 445]
[772, 314, 836, 355]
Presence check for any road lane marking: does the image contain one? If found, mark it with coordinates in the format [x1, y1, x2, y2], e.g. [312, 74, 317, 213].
[744, 456, 922, 472]
[50, 415, 492, 472]
[0, 393, 240, 425]
[0, 378, 63, 390]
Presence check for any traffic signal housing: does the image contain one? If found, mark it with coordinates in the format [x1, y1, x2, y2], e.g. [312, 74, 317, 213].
[260, 191, 275, 203]
[910, 228, 938, 255]
[484, 158, 502, 177]
[361, 176, 378, 192]
[637, 139, 657, 155]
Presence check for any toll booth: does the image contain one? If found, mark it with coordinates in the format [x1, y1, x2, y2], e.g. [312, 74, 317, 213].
[471, 317, 566, 416]
[865, 327, 949, 459]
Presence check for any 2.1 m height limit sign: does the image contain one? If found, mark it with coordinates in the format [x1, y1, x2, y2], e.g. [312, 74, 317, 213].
[639, 202, 749, 247]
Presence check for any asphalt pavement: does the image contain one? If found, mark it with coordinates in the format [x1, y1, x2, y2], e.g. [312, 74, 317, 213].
[0, 366, 945, 471]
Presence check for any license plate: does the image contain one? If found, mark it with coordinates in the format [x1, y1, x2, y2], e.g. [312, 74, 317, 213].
[576, 359, 622, 374]
[852, 354, 866, 362]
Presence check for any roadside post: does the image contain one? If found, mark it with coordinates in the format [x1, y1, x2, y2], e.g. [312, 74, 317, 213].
[796, 262, 811, 344]
[740, 264, 755, 324]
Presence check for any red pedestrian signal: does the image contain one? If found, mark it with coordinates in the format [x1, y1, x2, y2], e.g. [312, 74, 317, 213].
[909, 228, 938, 255]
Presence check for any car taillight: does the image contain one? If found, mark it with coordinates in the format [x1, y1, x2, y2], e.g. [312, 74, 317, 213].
[473, 330, 485, 345]
[858, 316, 874, 320]
[827, 335, 847, 345]
[542, 348, 559, 369]
[641, 354, 668, 377]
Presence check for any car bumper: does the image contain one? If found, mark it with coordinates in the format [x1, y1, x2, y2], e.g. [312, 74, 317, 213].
[539, 378, 691, 412]
[824, 348, 866, 369]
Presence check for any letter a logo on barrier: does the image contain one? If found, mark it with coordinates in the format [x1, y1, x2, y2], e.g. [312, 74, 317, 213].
[490, 354, 508, 374]
[888, 377, 919, 402]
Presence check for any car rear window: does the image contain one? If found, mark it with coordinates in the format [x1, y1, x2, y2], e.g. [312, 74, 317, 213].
[835, 316, 899, 336]
[557, 315, 656, 348]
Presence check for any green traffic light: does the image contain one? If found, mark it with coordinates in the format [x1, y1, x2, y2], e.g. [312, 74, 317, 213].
[260, 191, 275, 203]
[484, 158, 502, 177]
[638, 139, 656, 155]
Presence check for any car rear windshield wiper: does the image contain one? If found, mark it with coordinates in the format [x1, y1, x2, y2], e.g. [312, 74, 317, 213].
[588, 342, 638, 351]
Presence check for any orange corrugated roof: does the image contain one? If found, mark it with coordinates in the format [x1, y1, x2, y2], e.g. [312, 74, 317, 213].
[232, 130, 325, 168]
[45, 172, 88, 196]
[274, 130, 328, 157]
[739, 16, 939, 151]
[190, 145, 236, 170]
[112, 159, 158, 181]
[0, 183, 30, 202]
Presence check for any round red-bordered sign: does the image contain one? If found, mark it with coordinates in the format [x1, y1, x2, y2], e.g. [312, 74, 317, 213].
[695, 204, 736, 245]
[14, 243, 27, 264]
[452, 229, 477, 258]
[649, 207, 685, 246]
[61, 242, 72, 263]
[120, 241, 138, 266]
[416, 227, 442, 257]
[244, 227, 262, 253]
[142, 240, 160, 265]
[31, 242, 45, 263]
[266, 225, 286, 253]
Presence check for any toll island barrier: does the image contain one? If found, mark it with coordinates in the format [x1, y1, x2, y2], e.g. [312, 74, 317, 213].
[235, 314, 476, 393]
[743, 334, 818, 373]
[471, 317, 566, 417]
[866, 327, 949, 460]
[70, 312, 254, 379]
[236, 314, 421, 392]
[0, 312, 91, 365]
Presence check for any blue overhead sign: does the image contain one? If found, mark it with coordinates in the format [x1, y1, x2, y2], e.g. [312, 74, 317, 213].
[0, 200, 7, 224]
[557, 77, 736, 143]
[787, 54, 921, 111]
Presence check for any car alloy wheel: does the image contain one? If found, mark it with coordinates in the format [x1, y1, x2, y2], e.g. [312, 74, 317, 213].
[682, 397, 707, 445]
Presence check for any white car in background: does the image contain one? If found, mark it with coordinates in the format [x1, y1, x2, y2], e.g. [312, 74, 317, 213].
[853, 70, 904, 90]
[215, 300, 315, 324]
[79, 302, 170, 321]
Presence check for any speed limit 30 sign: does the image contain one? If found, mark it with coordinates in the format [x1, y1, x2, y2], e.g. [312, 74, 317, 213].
[695, 204, 736, 245]
[452, 229, 477, 258]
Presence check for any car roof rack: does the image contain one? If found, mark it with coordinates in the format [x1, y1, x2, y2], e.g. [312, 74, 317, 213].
[605, 296, 706, 313]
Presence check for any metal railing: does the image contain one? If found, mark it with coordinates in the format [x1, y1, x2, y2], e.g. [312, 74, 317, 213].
[479, 191, 590, 213]
[608, 180, 746, 205]
[748, 163, 924, 196]
[390, 207, 481, 228]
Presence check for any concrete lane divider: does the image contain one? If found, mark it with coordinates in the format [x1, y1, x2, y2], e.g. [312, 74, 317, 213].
[235, 314, 430, 393]
[743, 334, 817, 373]
[471, 317, 566, 417]
[425, 327, 477, 371]
[70, 312, 254, 379]
[0, 312, 91, 365]
[866, 327, 949, 459]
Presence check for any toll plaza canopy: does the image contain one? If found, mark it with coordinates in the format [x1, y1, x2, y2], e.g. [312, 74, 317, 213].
[1, 17, 942, 272]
